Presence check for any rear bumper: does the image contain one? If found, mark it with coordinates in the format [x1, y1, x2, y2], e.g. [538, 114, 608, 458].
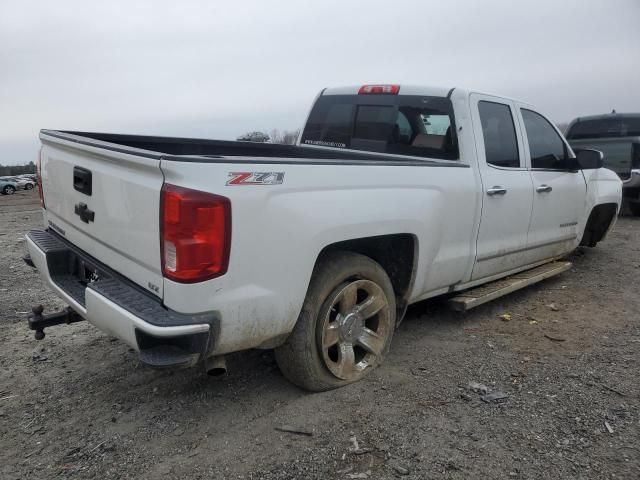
[26, 229, 217, 363]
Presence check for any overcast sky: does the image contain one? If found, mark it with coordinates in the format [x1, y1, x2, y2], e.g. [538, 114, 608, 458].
[1, 0, 639, 165]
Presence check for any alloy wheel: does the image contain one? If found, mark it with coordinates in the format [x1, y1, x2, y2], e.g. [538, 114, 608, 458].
[318, 279, 391, 381]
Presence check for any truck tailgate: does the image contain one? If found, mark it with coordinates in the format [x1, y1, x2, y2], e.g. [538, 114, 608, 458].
[39, 131, 165, 298]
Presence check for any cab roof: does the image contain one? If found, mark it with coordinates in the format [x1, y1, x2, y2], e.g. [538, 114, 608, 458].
[320, 84, 532, 107]
[322, 84, 453, 97]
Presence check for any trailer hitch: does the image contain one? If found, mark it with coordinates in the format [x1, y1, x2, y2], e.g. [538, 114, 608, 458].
[27, 305, 84, 340]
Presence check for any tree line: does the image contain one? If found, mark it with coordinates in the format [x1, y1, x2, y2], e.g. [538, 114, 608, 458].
[269, 129, 301, 145]
[0, 161, 36, 176]
[237, 129, 301, 144]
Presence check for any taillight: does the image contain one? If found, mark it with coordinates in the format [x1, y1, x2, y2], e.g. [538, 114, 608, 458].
[358, 84, 400, 95]
[37, 148, 45, 208]
[160, 184, 231, 283]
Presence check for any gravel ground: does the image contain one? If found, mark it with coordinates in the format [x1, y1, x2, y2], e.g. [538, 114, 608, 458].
[1, 190, 639, 479]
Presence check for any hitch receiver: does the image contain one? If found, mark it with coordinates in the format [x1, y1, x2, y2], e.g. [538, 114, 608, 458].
[28, 305, 84, 340]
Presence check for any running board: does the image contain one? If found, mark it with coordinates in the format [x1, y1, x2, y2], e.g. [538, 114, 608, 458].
[447, 261, 572, 312]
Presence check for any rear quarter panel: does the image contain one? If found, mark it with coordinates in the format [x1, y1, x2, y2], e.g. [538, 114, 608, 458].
[160, 159, 479, 355]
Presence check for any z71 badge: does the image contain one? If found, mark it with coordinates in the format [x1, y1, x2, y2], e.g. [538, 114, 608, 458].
[226, 172, 285, 186]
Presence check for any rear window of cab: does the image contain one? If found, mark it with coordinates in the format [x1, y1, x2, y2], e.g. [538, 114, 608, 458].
[301, 95, 459, 160]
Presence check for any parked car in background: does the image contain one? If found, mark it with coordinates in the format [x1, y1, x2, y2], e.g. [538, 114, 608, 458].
[18, 174, 38, 184]
[5, 176, 35, 190]
[236, 131, 271, 142]
[566, 113, 640, 215]
[0, 178, 18, 195]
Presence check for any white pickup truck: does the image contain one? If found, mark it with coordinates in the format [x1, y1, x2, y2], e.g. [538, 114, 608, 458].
[26, 84, 622, 391]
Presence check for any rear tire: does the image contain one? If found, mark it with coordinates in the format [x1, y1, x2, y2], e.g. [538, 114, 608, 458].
[2, 185, 15, 195]
[629, 202, 640, 217]
[275, 251, 396, 391]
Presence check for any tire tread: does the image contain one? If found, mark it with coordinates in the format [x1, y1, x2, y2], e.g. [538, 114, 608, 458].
[275, 251, 396, 391]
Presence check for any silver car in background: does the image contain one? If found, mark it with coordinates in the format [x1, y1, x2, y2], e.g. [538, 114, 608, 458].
[3, 176, 35, 191]
[0, 178, 19, 195]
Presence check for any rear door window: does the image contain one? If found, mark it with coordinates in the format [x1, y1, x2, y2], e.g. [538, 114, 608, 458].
[478, 101, 521, 168]
[301, 95, 458, 160]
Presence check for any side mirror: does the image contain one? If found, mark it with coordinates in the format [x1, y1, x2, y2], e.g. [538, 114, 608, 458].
[574, 148, 604, 169]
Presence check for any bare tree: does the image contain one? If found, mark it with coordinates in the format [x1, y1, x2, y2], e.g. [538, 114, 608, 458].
[0, 161, 36, 176]
[269, 129, 283, 144]
[556, 122, 569, 134]
[267, 129, 300, 145]
[236, 128, 300, 144]
[282, 129, 300, 145]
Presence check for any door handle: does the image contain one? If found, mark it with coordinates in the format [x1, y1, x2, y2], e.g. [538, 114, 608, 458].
[73, 166, 92, 196]
[536, 184, 553, 193]
[486, 186, 507, 196]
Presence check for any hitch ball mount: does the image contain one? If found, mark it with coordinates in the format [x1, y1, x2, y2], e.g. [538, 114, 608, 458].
[27, 305, 84, 340]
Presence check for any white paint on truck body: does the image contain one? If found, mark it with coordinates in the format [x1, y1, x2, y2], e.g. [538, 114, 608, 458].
[31, 85, 623, 356]
[160, 158, 478, 353]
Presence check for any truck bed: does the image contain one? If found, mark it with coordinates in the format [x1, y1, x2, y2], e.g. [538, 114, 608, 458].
[42, 130, 463, 167]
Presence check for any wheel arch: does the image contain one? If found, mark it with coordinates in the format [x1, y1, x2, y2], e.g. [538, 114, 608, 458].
[314, 233, 418, 323]
[580, 203, 618, 247]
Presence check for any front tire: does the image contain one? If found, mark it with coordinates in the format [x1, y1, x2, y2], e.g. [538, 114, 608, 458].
[2, 185, 15, 195]
[275, 251, 396, 391]
[25, 183, 34, 190]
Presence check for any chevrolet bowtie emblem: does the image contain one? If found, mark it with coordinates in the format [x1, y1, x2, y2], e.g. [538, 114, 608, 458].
[74, 202, 95, 224]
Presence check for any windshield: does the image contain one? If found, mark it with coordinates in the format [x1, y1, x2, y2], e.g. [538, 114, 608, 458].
[566, 117, 640, 139]
[301, 94, 458, 160]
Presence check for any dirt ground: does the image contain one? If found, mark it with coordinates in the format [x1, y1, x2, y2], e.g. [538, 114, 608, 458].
[0, 189, 638, 480]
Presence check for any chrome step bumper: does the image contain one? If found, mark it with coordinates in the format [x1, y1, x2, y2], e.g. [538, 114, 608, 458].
[26, 229, 217, 368]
